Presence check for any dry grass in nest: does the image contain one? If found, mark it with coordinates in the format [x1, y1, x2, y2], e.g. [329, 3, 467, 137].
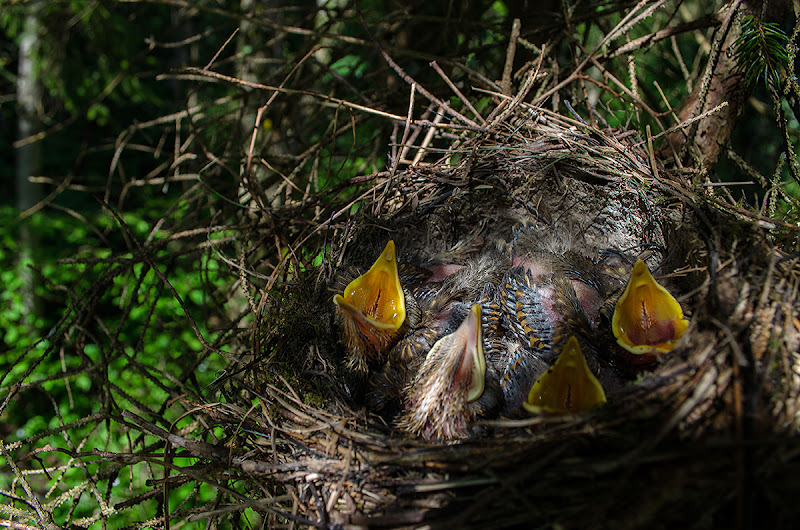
[6, 56, 800, 530]
[208, 100, 800, 528]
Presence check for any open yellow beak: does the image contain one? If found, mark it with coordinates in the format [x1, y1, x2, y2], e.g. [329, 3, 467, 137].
[523, 336, 606, 414]
[612, 260, 688, 355]
[334, 240, 405, 331]
[334, 241, 406, 367]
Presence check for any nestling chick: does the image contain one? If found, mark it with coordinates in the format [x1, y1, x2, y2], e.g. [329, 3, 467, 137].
[486, 333, 549, 416]
[523, 335, 607, 414]
[333, 240, 407, 373]
[501, 268, 596, 361]
[509, 226, 614, 326]
[368, 247, 509, 415]
[611, 259, 688, 359]
[396, 304, 501, 440]
[500, 265, 618, 413]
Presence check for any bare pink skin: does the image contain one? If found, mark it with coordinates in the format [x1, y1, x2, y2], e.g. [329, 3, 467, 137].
[512, 257, 601, 324]
[511, 256, 550, 281]
[426, 264, 466, 283]
[570, 281, 602, 324]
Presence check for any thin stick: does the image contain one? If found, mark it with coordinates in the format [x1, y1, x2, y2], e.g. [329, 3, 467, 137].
[412, 107, 445, 166]
[635, 102, 729, 146]
[431, 61, 486, 124]
[204, 28, 239, 70]
[502, 18, 521, 96]
[394, 83, 416, 176]
[381, 50, 479, 128]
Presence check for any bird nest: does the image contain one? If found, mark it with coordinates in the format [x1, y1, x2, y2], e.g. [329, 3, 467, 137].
[6, 93, 800, 529]
[231, 104, 800, 527]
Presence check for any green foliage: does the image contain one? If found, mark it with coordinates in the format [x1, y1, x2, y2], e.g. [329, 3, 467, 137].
[0, 202, 229, 392]
[330, 53, 369, 78]
[0, 200, 234, 527]
[1, 3, 168, 121]
[734, 15, 789, 91]
[3, 0, 799, 526]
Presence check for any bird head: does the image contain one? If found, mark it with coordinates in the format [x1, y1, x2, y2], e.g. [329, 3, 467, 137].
[523, 335, 606, 414]
[334, 240, 407, 372]
[611, 259, 688, 357]
[397, 303, 494, 440]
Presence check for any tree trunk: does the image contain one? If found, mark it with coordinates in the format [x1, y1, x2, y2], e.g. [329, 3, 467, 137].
[16, 3, 43, 319]
[659, 0, 791, 173]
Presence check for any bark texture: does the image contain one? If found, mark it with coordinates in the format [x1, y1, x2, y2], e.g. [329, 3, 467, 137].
[659, 0, 791, 173]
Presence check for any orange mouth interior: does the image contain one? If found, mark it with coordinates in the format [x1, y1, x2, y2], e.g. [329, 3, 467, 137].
[453, 304, 485, 403]
[612, 260, 688, 355]
[333, 240, 406, 331]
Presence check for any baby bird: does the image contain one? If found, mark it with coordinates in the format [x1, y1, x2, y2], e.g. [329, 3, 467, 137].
[500, 267, 596, 360]
[396, 304, 501, 440]
[611, 259, 688, 359]
[368, 247, 509, 417]
[499, 266, 609, 413]
[333, 240, 408, 373]
[509, 226, 614, 327]
[486, 333, 549, 416]
[523, 335, 607, 414]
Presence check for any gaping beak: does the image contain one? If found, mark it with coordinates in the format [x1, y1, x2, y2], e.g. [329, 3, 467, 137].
[396, 303, 487, 440]
[523, 336, 606, 414]
[429, 303, 485, 402]
[334, 240, 406, 369]
[612, 260, 688, 355]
